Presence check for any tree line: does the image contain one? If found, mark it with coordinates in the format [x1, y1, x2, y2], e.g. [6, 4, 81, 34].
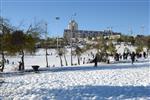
[0, 17, 150, 72]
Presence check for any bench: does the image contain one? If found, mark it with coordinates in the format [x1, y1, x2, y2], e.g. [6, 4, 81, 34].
[32, 65, 40, 72]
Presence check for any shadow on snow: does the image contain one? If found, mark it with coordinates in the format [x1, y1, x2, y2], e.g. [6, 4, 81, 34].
[41, 85, 150, 100]
[0, 62, 149, 78]
[2, 85, 149, 100]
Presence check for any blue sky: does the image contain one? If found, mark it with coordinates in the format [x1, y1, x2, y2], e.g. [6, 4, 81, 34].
[0, 0, 149, 37]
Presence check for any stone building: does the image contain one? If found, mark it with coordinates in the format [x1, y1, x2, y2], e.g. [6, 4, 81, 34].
[64, 20, 121, 42]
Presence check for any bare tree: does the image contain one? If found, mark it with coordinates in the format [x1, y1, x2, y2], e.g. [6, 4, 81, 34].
[56, 48, 63, 67]
[0, 17, 13, 72]
[74, 46, 84, 65]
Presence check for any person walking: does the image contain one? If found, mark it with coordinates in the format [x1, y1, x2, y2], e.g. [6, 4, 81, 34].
[93, 53, 98, 67]
[131, 52, 135, 64]
[115, 53, 119, 61]
[143, 52, 146, 58]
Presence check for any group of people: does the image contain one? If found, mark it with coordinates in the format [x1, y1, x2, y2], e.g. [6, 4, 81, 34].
[92, 51, 148, 67]
[0, 59, 9, 65]
[114, 51, 148, 63]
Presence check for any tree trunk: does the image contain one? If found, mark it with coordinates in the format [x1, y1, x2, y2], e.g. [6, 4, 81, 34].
[64, 55, 68, 66]
[59, 55, 63, 67]
[21, 50, 25, 70]
[77, 56, 80, 65]
[1, 51, 5, 72]
[0, 23, 5, 72]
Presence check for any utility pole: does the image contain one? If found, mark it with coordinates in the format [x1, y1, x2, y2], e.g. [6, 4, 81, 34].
[45, 22, 49, 67]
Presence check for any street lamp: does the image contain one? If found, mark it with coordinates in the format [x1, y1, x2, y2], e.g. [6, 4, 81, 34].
[70, 26, 73, 66]
[55, 17, 60, 50]
[45, 22, 49, 67]
[70, 13, 76, 66]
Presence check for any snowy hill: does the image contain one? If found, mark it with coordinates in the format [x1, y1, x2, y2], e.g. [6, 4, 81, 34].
[0, 49, 150, 100]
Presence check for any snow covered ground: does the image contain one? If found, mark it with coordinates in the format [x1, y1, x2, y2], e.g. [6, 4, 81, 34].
[0, 49, 150, 100]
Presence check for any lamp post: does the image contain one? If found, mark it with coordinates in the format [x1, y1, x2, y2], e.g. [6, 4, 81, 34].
[70, 27, 73, 66]
[55, 17, 60, 50]
[70, 13, 76, 66]
[45, 22, 49, 67]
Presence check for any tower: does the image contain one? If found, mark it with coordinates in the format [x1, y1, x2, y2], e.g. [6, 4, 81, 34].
[66, 20, 78, 39]
[68, 20, 78, 31]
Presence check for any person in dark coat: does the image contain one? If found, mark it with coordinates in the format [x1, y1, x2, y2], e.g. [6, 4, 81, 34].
[6, 59, 9, 64]
[18, 61, 23, 71]
[123, 52, 126, 60]
[114, 53, 119, 61]
[143, 52, 146, 58]
[83, 57, 85, 64]
[93, 53, 98, 67]
[119, 53, 122, 60]
[131, 52, 136, 64]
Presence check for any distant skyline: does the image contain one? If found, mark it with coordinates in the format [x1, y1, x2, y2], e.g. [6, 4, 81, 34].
[0, 0, 149, 37]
